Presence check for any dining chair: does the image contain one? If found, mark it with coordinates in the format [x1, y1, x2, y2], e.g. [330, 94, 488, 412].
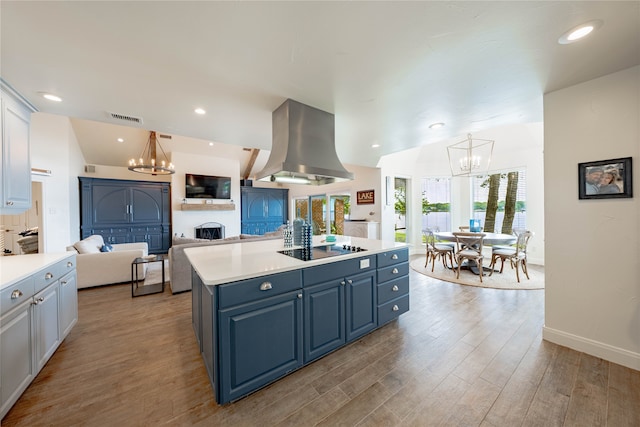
[424, 229, 454, 271]
[452, 232, 486, 282]
[489, 230, 533, 282]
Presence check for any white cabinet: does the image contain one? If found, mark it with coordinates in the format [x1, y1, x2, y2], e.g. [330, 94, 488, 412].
[33, 283, 60, 372]
[0, 299, 34, 416]
[1, 80, 35, 214]
[0, 255, 77, 419]
[59, 271, 78, 339]
[343, 221, 379, 239]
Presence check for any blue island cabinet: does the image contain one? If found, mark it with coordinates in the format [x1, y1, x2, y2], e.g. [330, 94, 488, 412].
[303, 256, 377, 363]
[192, 246, 409, 405]
[194, 270, 303, 404]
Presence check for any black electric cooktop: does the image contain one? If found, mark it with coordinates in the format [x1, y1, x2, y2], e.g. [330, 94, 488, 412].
[278, 244, 367, 261]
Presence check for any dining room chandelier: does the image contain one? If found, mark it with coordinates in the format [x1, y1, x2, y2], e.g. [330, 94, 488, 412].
[128, 131, 175, 175]
[447, 133, 494, 177]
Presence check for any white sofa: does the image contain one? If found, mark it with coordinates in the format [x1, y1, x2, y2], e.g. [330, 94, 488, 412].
[67, 235, 148, 289]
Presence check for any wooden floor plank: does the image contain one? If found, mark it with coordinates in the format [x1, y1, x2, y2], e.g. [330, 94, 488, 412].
[563, 353, 609, 426]
[2, 260, 638, 427]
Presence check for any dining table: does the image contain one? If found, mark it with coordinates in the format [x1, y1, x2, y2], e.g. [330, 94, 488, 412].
[434, 231, 517, 246]
[434, 231, 517, 275]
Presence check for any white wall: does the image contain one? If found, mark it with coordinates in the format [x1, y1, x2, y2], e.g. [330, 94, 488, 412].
[170, 151, 241, 238]
[543, 65, 639, 370]
[377, 123, 545, 263]
[30, 113, 85, 252]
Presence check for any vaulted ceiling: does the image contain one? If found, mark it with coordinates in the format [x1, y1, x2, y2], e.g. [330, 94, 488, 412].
[2, 1, 639, 173]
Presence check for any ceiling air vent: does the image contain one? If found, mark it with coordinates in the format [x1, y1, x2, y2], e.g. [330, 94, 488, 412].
[108, 111, 143, 124]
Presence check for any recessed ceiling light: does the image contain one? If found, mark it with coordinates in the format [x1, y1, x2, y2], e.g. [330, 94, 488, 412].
[558, 20, 603, 44]
[40, 92, 62, 102]
[429, 122, 445, 129]
[117, 138, 124, 143]
[195, 108, 206, 115]
[371, 144, 380, 148]
[209, 142, 214, 146]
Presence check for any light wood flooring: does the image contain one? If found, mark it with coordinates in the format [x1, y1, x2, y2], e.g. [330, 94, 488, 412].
[3, 259, 639, 426]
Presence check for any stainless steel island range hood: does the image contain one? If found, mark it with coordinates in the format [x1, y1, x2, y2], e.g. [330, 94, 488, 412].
[255, 99, 354, 185]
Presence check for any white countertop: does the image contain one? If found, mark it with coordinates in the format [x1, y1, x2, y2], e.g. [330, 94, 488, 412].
[0, 252, 75, 291]
[184, 235, 407, 286]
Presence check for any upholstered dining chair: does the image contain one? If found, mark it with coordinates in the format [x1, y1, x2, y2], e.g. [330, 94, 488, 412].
[424, 229, 455, 271]
[489, 230, 533, 282]
[452, 232, 486, 282]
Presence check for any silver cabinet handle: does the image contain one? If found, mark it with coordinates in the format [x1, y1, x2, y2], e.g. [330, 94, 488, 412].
[6, 201, 14, 206]
[37, 297, 44, 303]
[33, 297, 45, 305]
[61, 280, 67, 285]
[260, 282, 272, 291]
[392, 285, 399, 292]
[347, 279, 353, 284]
[11, 290, 23, 299]
[391, 254, 398, 260]
[392, 305, 399, 311]
[340, 281, 346, 286]
[392, 268, 399, 274]
[45, 272, 54, 280]
[297, 293, 302, 299]
[67, 261, 73, 267]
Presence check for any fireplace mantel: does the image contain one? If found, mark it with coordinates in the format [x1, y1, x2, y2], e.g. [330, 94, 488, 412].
[180, 203, 235, 211]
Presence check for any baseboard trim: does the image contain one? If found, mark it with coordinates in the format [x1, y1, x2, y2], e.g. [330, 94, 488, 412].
[543, 326, 640, 371]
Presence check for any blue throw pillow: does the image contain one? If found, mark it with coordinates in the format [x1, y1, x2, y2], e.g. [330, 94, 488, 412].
[100, 243, 114, 252]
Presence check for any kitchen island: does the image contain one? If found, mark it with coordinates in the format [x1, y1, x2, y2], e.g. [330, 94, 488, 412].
[184, 236, 409, 404]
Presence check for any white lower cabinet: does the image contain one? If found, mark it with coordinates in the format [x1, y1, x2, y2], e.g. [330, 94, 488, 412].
[59, 271, 78, 339]
[0, 300, 34, 416]
[33, 283, 60, 372]
[0, 256, 77, 419]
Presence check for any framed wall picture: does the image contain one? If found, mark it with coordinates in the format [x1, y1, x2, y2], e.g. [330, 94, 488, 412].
[578, 157, 632, 199]
[357, 189, 375, 205]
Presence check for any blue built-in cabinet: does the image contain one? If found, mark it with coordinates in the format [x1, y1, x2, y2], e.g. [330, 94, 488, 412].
[240, 186, 288, 235]
[79, 177, 171, 254]
[192, 247, 409, 404]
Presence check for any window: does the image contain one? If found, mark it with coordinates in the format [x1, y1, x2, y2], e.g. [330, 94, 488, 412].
[472, 170, 526, 233]
[421, 177, 451, 235]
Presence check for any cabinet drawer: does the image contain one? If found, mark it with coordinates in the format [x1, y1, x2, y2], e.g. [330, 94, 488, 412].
[218, 270, 302, 309]
[58, 255, 76, 278]
[303, 256, 376, 287]
[378, 294, 410, 326]
[377, 262, 409, 284]
[34, 262, 62, 294]
[376, 248, 409, 268]
[377, 276, 409, 305]
[1, 276, 34, 315]
[92, 227, 129, 235]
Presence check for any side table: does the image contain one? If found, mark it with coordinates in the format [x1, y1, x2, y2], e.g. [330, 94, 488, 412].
[131, 254, 165, 297]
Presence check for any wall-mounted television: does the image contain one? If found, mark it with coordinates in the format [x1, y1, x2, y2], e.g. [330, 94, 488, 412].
[185, 174, 231, 199]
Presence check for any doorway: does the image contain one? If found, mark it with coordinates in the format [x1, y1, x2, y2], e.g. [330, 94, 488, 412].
[394, 177, 409, 243]
[1, 181, 43, 255]
[329, 194, 350, 235]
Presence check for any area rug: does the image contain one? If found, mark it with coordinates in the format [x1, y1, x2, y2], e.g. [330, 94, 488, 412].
[410, 257, 544, 290]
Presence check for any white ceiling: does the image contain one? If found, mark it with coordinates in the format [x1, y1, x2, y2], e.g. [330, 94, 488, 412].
[2, 1, 639, 174]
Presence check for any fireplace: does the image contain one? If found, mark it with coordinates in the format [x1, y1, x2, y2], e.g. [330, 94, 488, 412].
[195, 222, 225, 240]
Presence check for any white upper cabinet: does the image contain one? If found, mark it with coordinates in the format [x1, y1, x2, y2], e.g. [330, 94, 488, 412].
[1, 80, 36, 214]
